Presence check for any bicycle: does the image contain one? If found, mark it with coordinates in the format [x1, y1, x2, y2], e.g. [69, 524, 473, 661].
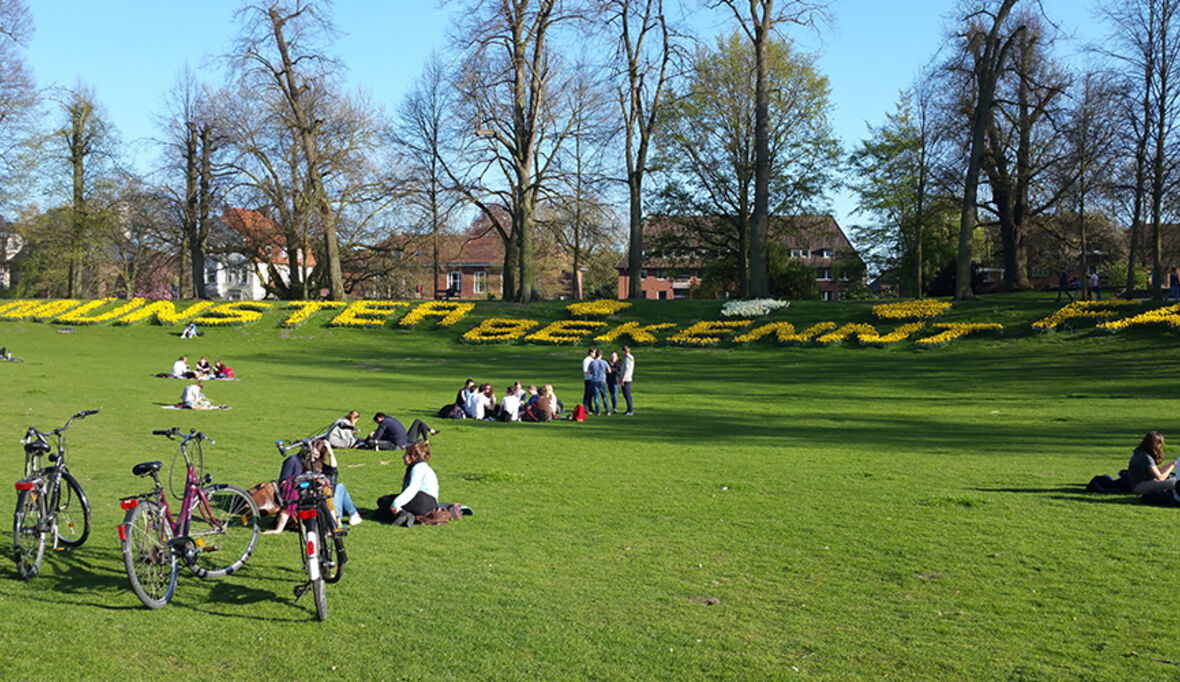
[275, 438, 348, 621]
[117, 427, 260, 609]
[12, 408, 98, 579]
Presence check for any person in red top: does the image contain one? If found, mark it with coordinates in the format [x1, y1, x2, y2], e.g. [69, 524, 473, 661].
[214, 361, 235, 379]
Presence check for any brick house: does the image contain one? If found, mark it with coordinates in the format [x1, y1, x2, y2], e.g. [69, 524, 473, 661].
[372, 211, 584, 300]
[616, 215, 861, 300]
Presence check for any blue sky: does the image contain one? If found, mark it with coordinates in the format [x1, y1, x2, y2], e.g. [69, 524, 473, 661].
[22, 0, 1099, 230]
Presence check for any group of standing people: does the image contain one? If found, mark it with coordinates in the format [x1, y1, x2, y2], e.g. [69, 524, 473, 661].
[582, 346, 634, 416]
[1056, 270, 1101, 303]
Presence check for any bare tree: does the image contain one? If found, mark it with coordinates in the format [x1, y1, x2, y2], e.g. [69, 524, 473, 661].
[233, 0, 346, 299]
[0, 0, 35, 283]
[947, 0, 1025, 300]
[395, 52, 464, 296]
[710, 0, 829, 298]
[1060, 71, 1121, 299]
[159, 66, 225, 299]
[447, 0, 578, 302]
[980, 11, 1069, 290]
[547, 65, 616, 298]
[597, 0, 681, 299]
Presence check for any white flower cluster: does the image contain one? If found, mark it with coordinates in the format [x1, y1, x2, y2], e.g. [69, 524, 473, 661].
[720, 298, 790, 318]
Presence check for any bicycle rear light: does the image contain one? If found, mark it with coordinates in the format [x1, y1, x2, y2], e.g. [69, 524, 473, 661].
[14, 481, 33, 491]
[117, 525, 126, 542]
[297, 509, 317, 520]
[120, 498, 138, 510]
[307, 539, 316, 557]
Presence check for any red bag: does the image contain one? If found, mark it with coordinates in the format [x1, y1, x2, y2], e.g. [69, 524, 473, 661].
[572, 404, 587, 422]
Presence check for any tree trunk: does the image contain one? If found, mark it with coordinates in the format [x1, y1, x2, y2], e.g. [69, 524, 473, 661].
[749, 7, 771, 298]
[628, 181, 643, 299]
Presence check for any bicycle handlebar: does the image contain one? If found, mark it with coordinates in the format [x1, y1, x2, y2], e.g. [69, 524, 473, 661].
[21, 408, 99, 444]
[151, 427, 214, 445]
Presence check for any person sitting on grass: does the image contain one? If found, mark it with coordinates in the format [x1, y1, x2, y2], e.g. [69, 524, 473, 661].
[465, 383, 494, 420]
[386, 445, 459, 527]
[364, 412, 439, 450]
[264, 439, 362, 534]
[194, 356, 213, 379]
[213, 360, 235, 379]
[180, 322, 201, 338]
[1128, 430, 1177, 496]
[171, 355, 195, 379]
[499, 383, 522, 422]
[456, 378, 476, 407]
[180, 380, 212, 410]
[327, 410, 361, 449]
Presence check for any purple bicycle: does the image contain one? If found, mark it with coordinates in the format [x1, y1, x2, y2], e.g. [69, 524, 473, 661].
[117, 427, 260, 609]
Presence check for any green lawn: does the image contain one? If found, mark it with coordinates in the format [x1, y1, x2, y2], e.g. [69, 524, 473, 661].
[0, 295, 1177, 680]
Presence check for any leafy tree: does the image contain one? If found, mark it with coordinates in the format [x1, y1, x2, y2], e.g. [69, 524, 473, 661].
[653, 30, 838, 294]
[850, 86, 957, 297]
[710, 0, 830, 297]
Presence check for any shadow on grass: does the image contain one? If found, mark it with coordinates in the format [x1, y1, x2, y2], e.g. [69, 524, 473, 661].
[974, 485, 1147, 506]
[0, 549, 145, 611]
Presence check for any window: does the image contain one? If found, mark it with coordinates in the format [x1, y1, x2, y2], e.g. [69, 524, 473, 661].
[472, 271, 488, 295]
[822, 290, 835, 301]
[816, 268, 832, 281]
[790, 248, 810, 259]
[205, 263, 218, 285]
[658, 290, 668, 300]
[673, 289, 689, 300]
[447, 271, 462, 293]
[818, 249, 833, 259]
[656, 269, 667, 280]
[640, 269, 648, 280]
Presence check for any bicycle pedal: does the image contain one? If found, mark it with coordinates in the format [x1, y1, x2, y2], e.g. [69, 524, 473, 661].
[293, 582, 310, 601]
[333, 528, 348, 538]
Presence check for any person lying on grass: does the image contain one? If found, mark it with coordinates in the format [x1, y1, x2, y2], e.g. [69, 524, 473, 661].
[264, 439, 362, 534]
[1128, 430, 1178, 496]
[363, 412, 439, 450]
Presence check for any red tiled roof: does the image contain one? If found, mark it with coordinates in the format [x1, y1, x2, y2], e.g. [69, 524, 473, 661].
[220, 208, 316, 267]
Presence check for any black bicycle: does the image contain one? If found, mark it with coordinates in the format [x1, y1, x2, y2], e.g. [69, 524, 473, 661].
[13, 409, 98, 579]
[275, 438, 347, 622]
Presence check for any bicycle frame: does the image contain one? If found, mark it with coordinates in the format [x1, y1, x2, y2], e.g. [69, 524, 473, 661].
[118, 430, 223, 545]
[15, 410, 97, 546]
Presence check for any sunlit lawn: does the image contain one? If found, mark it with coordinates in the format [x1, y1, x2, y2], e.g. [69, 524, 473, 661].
[0, 294, 1177, 679]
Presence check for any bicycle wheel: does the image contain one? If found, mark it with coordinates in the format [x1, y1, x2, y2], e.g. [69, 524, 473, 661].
[121, 501, 177, 609]
[52, 472, 91, 548]
[186, 484, 260, 579]
[13, 488, 47, 580]
[318, 501, 345, 584]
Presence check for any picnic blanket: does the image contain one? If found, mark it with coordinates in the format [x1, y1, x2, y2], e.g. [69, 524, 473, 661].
[162, 404, 231, 410]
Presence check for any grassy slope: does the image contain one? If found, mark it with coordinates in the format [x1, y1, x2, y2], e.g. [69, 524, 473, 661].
[0, 295, 1177, 680]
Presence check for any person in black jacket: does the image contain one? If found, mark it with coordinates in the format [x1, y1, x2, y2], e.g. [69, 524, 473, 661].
[364, 412, 438, 450]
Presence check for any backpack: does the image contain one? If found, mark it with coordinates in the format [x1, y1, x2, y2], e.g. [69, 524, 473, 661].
[438, 403, 465, 419]
[571, 404, 587, 422]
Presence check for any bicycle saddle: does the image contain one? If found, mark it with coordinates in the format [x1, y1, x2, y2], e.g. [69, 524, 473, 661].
[132, 461, 163, 476]
[24, 440, 50, 453]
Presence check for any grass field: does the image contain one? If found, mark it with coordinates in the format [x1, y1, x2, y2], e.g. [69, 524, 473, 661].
[1, 294, 1178, 680]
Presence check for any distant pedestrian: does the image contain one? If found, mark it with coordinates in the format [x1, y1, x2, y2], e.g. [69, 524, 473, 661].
[620, 346, 635, 416]
[1089, 271, 1100, 300]
[1056, 271, 1074, 303]
[581, 347, 596, 413]
[1170, 268, 1180, 301]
